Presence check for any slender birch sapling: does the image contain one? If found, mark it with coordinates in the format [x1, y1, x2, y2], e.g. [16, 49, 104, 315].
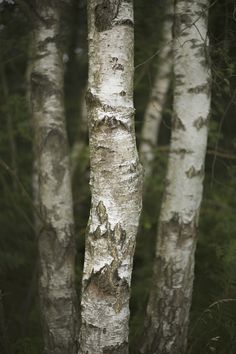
[31, 2, 78, 353]
[140, 0, 173, 181]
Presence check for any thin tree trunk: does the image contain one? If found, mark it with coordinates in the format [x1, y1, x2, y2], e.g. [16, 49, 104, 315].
[1, 65, 18, 191]
[30, 2, 78, 353]
[26, 36, 41, 237]
[70, 89, 88, 177]
[141, 1, 211, 353]
[78, 1, 143, 353]
[139, 0, 173, 180]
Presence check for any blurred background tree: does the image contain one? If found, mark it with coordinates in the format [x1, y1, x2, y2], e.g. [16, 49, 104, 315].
[0, 0, 236, 353]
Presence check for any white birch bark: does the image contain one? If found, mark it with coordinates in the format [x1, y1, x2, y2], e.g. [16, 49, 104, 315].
[141, 1, 211, 353]
[30, 2, 78, 353]
[140, 0, 173, 180]
[78, 1, 142, 353]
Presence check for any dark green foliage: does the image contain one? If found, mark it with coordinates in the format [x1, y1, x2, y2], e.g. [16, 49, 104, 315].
[0, 3, 42, 354]
[189, 167, 236, 354]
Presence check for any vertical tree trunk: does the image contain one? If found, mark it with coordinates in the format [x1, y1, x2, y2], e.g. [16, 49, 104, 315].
[1, 64, 18, 191]
[139, 0, 173, 180]
[31, 2, 78, 353]
[141, 1, 211, 353]
[78, 1, 142, 353]
[26, 37, 41, 236]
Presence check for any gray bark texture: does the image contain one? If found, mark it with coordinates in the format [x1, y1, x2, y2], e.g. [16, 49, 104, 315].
[70, 89, 88, 177]
[78, 1, 143, 353]
[140, 0, 173, 181]
[30, 2, 78, 353]
[140, 0, 211, 353]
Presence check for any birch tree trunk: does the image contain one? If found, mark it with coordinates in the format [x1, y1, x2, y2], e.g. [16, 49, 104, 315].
[78, 1, 142, 353]
[139, 0, 173, 180]
[140, 1, 211, 353]
[70, 89, 88, 177]
[30, 2, 78, 353]
[26, 37, 41, 236]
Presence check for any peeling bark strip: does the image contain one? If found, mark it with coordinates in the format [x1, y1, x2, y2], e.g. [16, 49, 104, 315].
[79, 1, 142, 353]
[31, 2, 78, 353]
[140, 0, 173, 181]
[141, 0, 211, 353]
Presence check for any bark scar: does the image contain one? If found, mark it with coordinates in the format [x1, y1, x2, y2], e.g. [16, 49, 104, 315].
[185, 165, 204, 178]
[95, 0, 121, 32]
[96, 201, 108, 224]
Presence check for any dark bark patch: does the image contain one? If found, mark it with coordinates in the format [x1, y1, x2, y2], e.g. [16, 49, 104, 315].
[188, 83, 210, 95]
[37, 36, 57, 52]
[103, 103, 115, 111]
[38, 224, 57, 264]
[174, 13, 192, 37]
[185, 165, 204, 178]
[198, 2, 208, 11]
[189, 39, 201, 49]
[113, 64, 124, 71]
[159, 214, 198, 247]
[87, 263, 128, 299]
[39, 222, 75, 272]
[148, 113, 157, 121]
[92, 115, 130, 132]
[87, 322, 100, 330]
[114, 223, 126, 247]
[86, 89, 102, 108]
[95, 0, 121, 32]
[94, 225, 102, 239]
[172, 113, 186, 131]
[170, 211, 180, 223]
[113, 19, 134, 27]
[34, 1, 58, 29]
[112, 57, 124, 71]
[42, 128, 68, 186]
[171, 148, 193, 157]
[130, 159, 139, 173]
[195, 45, 211, 71]
[103, 341, 128, 354]
[175, 73, 185, 86]
[119, 90, 126, 96]
[193, 116, 209, 130]
[31, 71, 62, 111]
[96, 201, 108, 224]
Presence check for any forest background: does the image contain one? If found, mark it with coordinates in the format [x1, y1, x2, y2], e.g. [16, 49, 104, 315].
[0, 0, 236, 353]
